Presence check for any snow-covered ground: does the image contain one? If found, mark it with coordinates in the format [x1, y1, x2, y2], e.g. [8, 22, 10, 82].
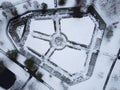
[51, 47, 86, 74]
[37, 68, 65, 90]
[23, 77, 50, 90]
[24, 36, 50, 55]
[24, 19, 55, 55]
[0, 11, 14, 51]
[30, 19, 54, 35]
[105, 60, 120, 90]
[69, 54, 114, 90]
[61, 16, 95, 45]
[0, 0, 120, 90]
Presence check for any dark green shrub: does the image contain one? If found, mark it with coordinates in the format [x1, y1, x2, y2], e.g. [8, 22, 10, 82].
[1, 1, 18, 16]
[59, 0, 66, 6]
[7, 50, 18, 61]
[24, 58, 37, 72]
[36, 72, 43, 81]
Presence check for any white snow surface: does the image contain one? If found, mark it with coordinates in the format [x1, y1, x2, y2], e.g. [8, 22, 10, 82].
[51, 47, 86, 74]
[0, 0, 120, 90]
[61, 16, 95, 45]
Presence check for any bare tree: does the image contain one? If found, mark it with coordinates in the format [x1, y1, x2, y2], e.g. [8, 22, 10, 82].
[1, 1, 18, 18]
[58, 0, 67, 6]
[97, 0, 120, 18]
[33, 1, 40, 9]
[23, 1, 32, 10]
[41, 3, 48, 14]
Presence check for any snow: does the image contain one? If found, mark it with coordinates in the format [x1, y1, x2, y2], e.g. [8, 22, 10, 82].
[24, 35, 50, 55]
[50, 47, 86, 74]
[23, 77, 50, 90]
[0, 11, 14, 51]
[0, 0, 21, 5]
[17, 54, 26, 65]
[16, 25, 25, 39]
[61, 16, 95, 45]
[24, 19, 56, 55]
[0, 87, 4, 90]
[30, 19, 55, 35]
[0, 0, 120, 90]
[100, 23, 120, 56]
[0, 52, 30, 89]
[15, 3, 27, 14]
[69, 54, 114, 90]
[38, 67, 65, 90]
[0, 53, 29, 81]
[94, 0, 120, 25]
[0, 0, 55, 15]
[105, 60, 120, 90]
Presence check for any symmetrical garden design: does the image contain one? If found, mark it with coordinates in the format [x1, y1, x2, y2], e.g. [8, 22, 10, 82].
[7, 6, 106, 85]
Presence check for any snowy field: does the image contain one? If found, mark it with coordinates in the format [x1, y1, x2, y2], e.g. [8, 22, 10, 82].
[61, 16, 95, 45]
[50, 47, 86, 74]
[30, 19, 54, 35]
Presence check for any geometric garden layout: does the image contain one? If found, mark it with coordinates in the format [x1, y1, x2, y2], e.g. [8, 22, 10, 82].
[0, 0, 119, 90]
[7, 6, 106, 85]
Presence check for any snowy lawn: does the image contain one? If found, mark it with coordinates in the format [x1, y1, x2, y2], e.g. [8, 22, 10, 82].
[61, 16, 95, 45]
[30, 19, 54, 35]
[50, 47, 87, 74]
[24, 35, 50, 55]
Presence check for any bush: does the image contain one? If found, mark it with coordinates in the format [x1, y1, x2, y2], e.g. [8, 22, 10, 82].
[41, 3, 48, 10]
[59, 0, 66, 6]
[41, 3, 48, 14]
[71, 7, 83, 18]
[36, 72, 43, 81]
[7, 50, 18, 61]
[24, 58, 37, 72]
